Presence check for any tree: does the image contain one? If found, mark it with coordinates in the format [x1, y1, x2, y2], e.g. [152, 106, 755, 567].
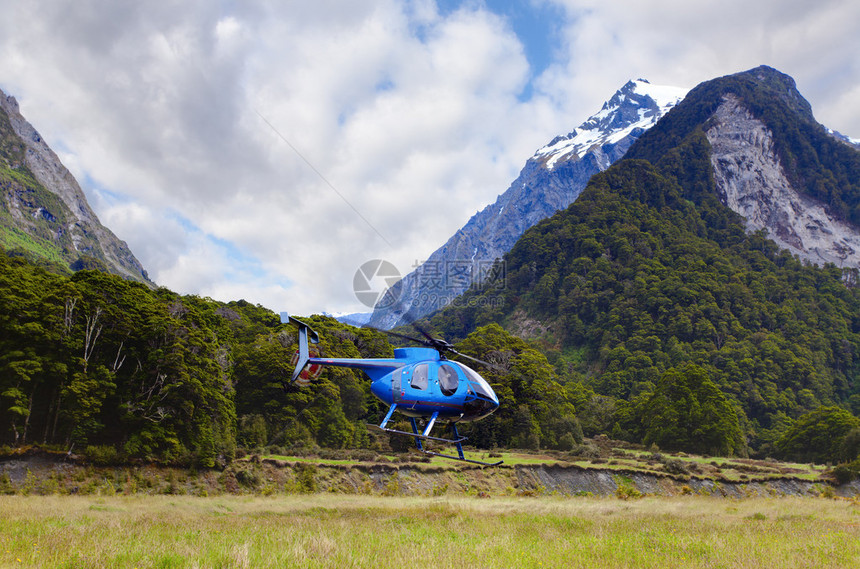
[776, 406, 860, 464]
[642, 364, 746, 456]
[455, 323, 578, 450]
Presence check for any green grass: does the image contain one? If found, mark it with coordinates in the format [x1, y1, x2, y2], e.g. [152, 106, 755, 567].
[0, 224, 67, 264]
[0, 164, 41, 188]
[265, 454, 371, 467]
[0, 494, 857, 568]
[612, 448, 826, 482]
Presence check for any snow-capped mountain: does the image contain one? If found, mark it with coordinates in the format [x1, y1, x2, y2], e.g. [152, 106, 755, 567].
[367, 80, 688, 329]
[828, 127, 860, 149]
[535, 81, 689, 170]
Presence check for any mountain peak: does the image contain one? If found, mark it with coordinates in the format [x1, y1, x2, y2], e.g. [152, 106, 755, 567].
[623, 65, 860, 269]
[737, 64, 815, 121]
[535, 79, 688, 170]
[2, 92, 18, 113]
[369, 79, 688, 329]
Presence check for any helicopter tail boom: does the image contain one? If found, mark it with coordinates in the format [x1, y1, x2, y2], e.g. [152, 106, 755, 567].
[282, 312, 405, 384]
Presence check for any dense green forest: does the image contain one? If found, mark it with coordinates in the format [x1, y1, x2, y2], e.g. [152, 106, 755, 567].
[0, 252, 237, 466]
[2, 241, 859, 468]
[423, 67, 860, 464]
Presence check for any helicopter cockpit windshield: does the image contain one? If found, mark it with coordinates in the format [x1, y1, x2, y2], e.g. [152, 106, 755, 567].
[455, 362, 496, 400]
[454, 361, 498, 420]
[411, 363, 429, 390]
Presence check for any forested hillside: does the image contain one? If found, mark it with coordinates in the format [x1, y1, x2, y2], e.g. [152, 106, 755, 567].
[422, 68, 860, 462]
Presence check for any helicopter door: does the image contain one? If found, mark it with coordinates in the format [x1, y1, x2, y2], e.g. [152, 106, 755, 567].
[410, 363, 429, 390]
[391, 368, 404, 403]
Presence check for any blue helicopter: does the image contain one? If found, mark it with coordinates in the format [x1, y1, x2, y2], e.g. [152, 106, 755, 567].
[281, 312, 502, 466]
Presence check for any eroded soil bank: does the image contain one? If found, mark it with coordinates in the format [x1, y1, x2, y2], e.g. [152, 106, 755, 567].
[2, 452, 859, 498]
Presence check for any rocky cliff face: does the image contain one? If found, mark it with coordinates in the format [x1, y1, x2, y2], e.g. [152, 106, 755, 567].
[706, 94, 860, 267]
[0, 88, 151, 283]
[369, 80, 688, 329]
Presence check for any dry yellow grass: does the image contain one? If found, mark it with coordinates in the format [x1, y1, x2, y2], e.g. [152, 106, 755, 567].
[0, 494, 858, 568]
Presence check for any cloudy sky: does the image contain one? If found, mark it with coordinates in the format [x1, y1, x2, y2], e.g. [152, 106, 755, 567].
[1, 0, 858, 316]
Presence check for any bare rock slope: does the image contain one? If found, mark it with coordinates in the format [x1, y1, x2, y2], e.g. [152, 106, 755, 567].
[0, 88, 151, 283]
[706, 94, 860, 267]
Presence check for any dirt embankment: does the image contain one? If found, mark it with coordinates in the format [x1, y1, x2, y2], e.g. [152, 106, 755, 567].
[2, 451, 859, 498]
[514, 464, 860, 498]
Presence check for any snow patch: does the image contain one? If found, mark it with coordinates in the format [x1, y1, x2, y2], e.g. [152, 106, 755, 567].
[535, 79, 688, 169]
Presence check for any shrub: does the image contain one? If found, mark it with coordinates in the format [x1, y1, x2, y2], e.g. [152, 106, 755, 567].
[661, 458, 691, 476]
[295, 463, 318, 493]
[558, 432, 577, 452]
[84, 445, 120, 466]
[615, 484, 643, 500]
[831, 458, 860, 485]
[569, 443, 602, 459]
[776, 407, 860, 464]
[234, 466, 261, 489]
[0, 472, 14, 495]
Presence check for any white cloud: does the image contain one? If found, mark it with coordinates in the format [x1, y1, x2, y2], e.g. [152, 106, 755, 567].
[1, 0, 858, 316]
[540, 0, 860, 135]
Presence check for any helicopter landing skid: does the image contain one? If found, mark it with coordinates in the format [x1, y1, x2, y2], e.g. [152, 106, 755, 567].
[367, 424, 465, 444]
[420, 449, 503, 467]
[370, 407, 503, 467]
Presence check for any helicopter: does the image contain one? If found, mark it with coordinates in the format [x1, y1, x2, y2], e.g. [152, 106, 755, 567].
[281, 312, 502, 466]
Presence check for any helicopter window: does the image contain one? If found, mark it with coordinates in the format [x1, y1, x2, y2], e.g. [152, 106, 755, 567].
[410, 364, 429, 390]
[456, 362, 495, 399]
[438, 364, 458, 396]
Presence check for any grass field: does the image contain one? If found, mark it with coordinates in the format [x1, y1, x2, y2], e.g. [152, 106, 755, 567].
[1, 494, 858, 568]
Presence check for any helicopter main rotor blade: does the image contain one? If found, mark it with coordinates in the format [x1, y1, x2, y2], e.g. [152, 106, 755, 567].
[385, 330, 429, 346]
[362, 325, 429, 346]
[448, 347, 502, 371]
[409, 322, 459, 353]
[409, 321, 439, 344]
[366, 321, 504, 372]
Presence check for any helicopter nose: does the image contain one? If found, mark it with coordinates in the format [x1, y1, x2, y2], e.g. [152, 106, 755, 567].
[463, 392, 499, 421]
